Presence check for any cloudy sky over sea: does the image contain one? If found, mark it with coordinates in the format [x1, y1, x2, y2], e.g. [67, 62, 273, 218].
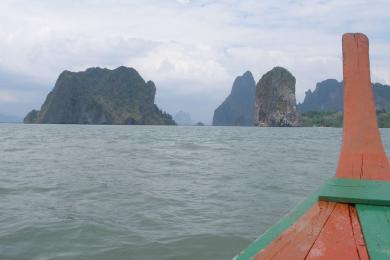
[1, 0, 389, 123]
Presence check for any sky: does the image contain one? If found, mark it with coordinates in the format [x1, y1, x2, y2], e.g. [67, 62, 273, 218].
[0, 0, 390, 123]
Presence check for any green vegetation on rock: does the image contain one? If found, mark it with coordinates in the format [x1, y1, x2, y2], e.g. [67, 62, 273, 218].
[300, 111, 343, 127]
[24, 66, 175, 125]
[377, 110, 390, 128]
[300, 110, 390, 128]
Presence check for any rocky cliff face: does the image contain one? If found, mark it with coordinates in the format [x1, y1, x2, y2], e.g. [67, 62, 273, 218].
[255, 67, 298, 127]
[24, 66, 175, 125]
[212, 71, 256, 126]
[373, 83, 390, 111]
[298, 79, 390, 112]
[298, 79, 343, 112]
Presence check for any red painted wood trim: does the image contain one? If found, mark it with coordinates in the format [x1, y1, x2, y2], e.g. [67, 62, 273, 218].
[306, 204, 368, 260]
[336, 33, 390, 181]
[253, 201, 336, 260]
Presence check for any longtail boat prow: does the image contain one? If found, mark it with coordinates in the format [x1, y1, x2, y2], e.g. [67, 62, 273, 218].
[235, 33, 390, 260]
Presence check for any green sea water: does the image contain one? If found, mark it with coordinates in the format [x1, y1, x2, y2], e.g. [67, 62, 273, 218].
[1, 125, 389, 260]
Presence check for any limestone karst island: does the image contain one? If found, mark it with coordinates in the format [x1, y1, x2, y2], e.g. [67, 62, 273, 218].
[24, 67, 175, 125]
[22, 65, 390, 127]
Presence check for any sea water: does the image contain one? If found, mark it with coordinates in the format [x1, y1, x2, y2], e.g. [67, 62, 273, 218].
[2, 124, 390, 260]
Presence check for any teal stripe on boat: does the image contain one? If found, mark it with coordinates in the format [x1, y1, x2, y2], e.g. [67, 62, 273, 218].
[356, 204, 390, 260]
[318, 178, 390, 206]
[235, 191, 319, 260]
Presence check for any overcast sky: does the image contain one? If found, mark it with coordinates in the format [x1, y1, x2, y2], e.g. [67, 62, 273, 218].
[1, 0, 390, 123]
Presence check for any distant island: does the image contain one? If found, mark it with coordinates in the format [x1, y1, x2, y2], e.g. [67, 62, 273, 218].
[298, 79, 390, 127]
[174, 111, 193, 125]
[24, 66, 175, 125]
[297, 79, 390, 112]
[20, 65, 390, 127]
[212, 71, 256, 126]
[213, 67, 298, 127]
[212, 70, 390, 127]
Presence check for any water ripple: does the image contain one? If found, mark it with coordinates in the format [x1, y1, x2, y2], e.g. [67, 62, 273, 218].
[1, 125, 390, 259]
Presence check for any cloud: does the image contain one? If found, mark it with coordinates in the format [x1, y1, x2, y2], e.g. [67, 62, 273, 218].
[128, 42, 230, 92]
[0, 0, 389, 123]
[176, 0, 191, 4]
[0, 90, 17, 103]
